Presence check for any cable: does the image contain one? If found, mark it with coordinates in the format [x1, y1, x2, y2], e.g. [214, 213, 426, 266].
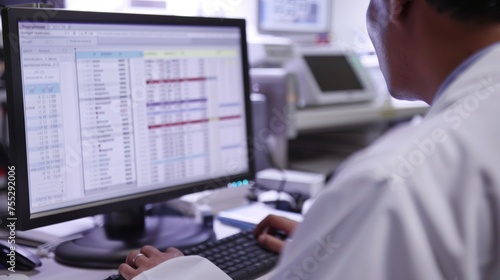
[262, 140, 288, 210]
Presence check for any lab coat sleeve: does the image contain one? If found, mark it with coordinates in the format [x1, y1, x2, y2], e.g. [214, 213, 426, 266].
[264, 153, 449, 280]
[132, 255, 231, 280]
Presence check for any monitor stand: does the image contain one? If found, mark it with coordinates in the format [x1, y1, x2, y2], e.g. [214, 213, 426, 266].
[54, 206, 215, 268]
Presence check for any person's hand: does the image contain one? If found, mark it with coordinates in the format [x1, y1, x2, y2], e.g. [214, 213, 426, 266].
[253, 215, 299, 254]
[119, 246, 184, 280]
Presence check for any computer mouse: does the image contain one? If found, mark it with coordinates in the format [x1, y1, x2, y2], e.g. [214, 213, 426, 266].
[0, 240, 42, 271]
[257, 190, 297, 210]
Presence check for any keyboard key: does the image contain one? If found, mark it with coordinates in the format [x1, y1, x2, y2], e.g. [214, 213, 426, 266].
[228, 270, 250, 280]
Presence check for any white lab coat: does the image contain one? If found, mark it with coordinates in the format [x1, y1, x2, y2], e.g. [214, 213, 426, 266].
[135, 46, 500, 280]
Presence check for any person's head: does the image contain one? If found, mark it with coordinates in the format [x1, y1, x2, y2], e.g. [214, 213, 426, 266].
[367, 0, 500, 104]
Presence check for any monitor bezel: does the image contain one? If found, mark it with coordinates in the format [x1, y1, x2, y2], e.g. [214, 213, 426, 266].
[2, 7, 255, 230]
[257, 0, 331, 36]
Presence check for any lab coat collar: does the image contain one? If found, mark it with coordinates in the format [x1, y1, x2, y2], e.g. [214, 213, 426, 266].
[426, 45, 500, 119]
[433, 43, 500, 103]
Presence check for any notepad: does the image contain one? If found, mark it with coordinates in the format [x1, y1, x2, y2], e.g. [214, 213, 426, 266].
[15, 217, 96, 245]
[217, 203, 303, 230]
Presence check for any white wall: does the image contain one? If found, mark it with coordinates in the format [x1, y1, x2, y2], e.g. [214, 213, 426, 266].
[331, 0, 373, 52]
[64, 0, 373, 51]
[65, 0, 250, 17]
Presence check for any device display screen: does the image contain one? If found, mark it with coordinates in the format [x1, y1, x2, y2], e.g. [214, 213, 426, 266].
[259, 0, 330, 33]
[16, 20, 249, 214]
[304, 55, 364, 93]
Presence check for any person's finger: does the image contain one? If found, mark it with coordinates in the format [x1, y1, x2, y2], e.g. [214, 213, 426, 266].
[132, 253, 148, 267]
[118, 263, 137, 280]
[119, 247, 185, 280]
[257, 233, 285, 253]
[125, 250, 141, 267]
[254, 215, 298, 238]
[165, 247, 184, 257]
[254, 215, 280, 236]
[140, 245, 161, 257]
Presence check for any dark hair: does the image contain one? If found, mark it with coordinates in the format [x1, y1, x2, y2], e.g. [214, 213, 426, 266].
[426, 0, 500, 21]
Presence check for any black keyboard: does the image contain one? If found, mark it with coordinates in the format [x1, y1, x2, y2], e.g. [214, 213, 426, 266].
[105, 231, 278, 280]
[181, 230, 278, 280]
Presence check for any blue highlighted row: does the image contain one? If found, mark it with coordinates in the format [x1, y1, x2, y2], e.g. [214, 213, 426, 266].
[154, 153, 208, 165]
[26, 114, 60, 121]
[228, 179, 249, 188]
[29, 158, 64, 170]
[77, 51, 143, 59]
[27, 124, 62, 132]
[148, 107, 207, 116]
[24, 83, 60, 95]
[221, 144, 241, 150]
[28, 143, 64, 153]
[219, 103, 240, 108]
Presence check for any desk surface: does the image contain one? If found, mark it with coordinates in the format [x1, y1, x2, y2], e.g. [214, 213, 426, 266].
[7, 220, 241, 280]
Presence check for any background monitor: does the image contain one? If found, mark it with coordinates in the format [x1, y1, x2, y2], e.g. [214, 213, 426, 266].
[2, 7, 253, 267]
[304, 55, 364, 92]
[287, 48, 378, 107]
[258, 0, 331, 35]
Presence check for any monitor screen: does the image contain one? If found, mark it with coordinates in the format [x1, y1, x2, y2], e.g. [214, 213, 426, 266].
[3, 8, 253, 230]
[304, 55, 364, 93]
[258, 0, 330, 34]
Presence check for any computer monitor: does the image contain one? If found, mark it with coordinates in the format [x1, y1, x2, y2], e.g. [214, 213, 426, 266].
[258, 0, 331, 35]
[287, 48, 378, 107]
[2, 7, 254, 268]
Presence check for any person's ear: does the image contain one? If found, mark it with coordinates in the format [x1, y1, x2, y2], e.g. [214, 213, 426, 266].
[390, 0, 412, 19]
